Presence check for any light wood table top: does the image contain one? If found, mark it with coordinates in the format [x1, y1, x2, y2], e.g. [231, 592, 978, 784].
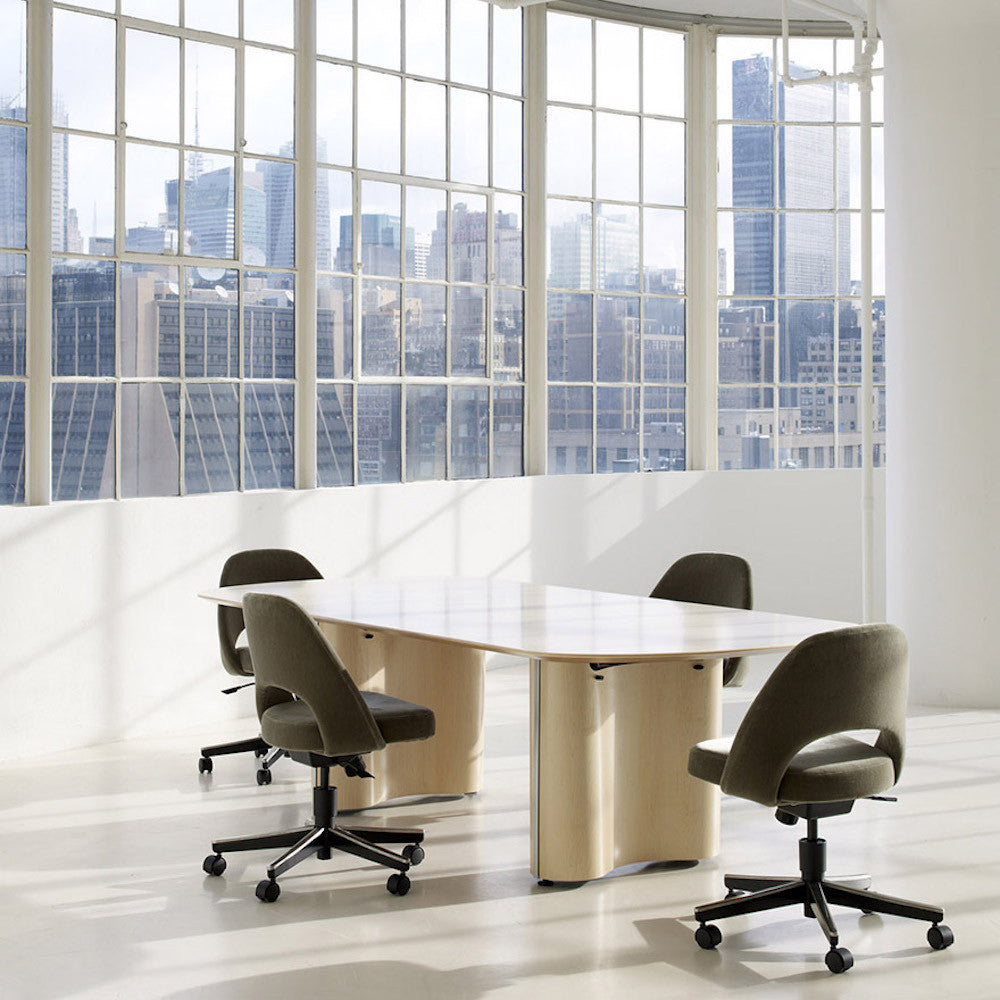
[200, 576, 854, 663]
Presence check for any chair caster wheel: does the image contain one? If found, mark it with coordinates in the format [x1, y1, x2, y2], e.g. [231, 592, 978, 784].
[402, 844, 424, 866]
[255, 879, 280, 903]
[928, 924, 954, 950]
[825, 946, 854, 974]
[256, 768, 272, 786]
[387, 873, 411, 896]
[695, 924, 722, 950]
[537, 879, 554, 887]
[198, 757, 213, 774]
[202, 854, 226, 876]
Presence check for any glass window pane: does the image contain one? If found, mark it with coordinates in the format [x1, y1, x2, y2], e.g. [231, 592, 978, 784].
[406, 186, 446, 280]
[123, 0, 178, 24]
[244, 158, 294, 268]
[721, 124, 775, 208]
[52, 260, 116, 377]
[357, 383, 401, 484]
[782, 211, 835, 295]
[53, 10, 116, 135]
[547, 199, 591, 290]
[547, 291, 592, 382]
[357, 69, 400, 173]
[596, 203, 638, 292]
[451, 385, 488, 479]
[782, 126, 834, 208]
[185, 0, 238, 36]
[493, 97, 522, 191]
[406, 80, 446, 179]
[406, 383, 446, 481]
[358, 0, 400, 70]
[245, 48, 295, 158]
[361, 278, 401, 375]
[244, 383, 295, 489]
[450, 88, 488, 186]
[643, 297, 685, 383]
[596, 295, 638, 382]
[317, 274, 353, 378]
[184, 266, 239, 378]
[52, 382, 116, 500]
[0, 254, 26, 375]
[317, 0, 352, 59]
[404, 282, 445, 376]
[120, 263, 179, 377]
[722, 210, 775, 297]
[0, 0, 27, 121]
[493, 7, 523, 96]
[495, 194, 523, 287]
[777, 385, 832, 468]
[185, 153, 236, 259]
[718, 38, 774, 122]
[718, 300, 774, 384]
[126, 30, 180, 143]
[121, 382, 180, 498]
[406, 0, 445, 79]
[644, 207, 684, 295]
[548, 384, 592, 475]
[451, 285, 486, 376]
[547, 12, 591, 106]
[493, 286, 523, 381]
[643, 28, 684, 118]
[184, 383, 239, 494]
[320, 166, 352, 272]
[185, 42, 235, 150]
[243, 271, 295, 378]
[596, 21, 638, 112]
[450, 0, 487, 88]
[244, 0, 294, 49]
[596, 385, 638, 473]
[0, 124, 26, 250]
[493, 384, 522, 477]
[449, 195, 487, 284]
[125, 144, 179, 253]
[782, 38, 835, 122]
[841, 125, 884, 211]
[0, 381, 24, 503]
[643, 118, 684, 206]
[361, 180, 401, 278]
[547, 106, 592, 198]
[317, 383, 354, 487]
[718, 385, 774, 470]
[643, 384, 685, 470]
[779, 298, 834, 383]
[316, 61, 353, 166]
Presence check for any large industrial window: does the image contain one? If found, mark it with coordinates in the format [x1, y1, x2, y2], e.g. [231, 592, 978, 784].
[314, 0, 525, 485]
[545, 11, 686, 474]
[716, 35, 885, 471]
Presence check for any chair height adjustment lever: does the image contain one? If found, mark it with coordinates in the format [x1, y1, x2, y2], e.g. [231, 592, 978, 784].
[342, 754, 375, 779]
[221, 681, 255, 695]
[866, 795, 898, 802]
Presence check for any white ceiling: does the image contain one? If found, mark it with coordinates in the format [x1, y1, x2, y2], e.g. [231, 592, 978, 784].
[610, 0, 859, 21]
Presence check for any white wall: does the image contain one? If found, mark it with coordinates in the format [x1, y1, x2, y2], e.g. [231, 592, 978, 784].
[0, 470, 882, 760]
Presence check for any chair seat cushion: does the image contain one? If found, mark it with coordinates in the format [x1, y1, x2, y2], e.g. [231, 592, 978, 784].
[688, 733, 896, 804]
[261, 691, 435, 755]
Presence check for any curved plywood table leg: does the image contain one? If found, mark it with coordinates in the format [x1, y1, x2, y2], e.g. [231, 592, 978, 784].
[531, 657, 722, 883]
[319, 623, 485, 811]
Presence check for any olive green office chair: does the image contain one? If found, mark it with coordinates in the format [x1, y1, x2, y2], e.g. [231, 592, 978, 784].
[198, 548, 323, 784]
[202, 593, 435, 902]
[688, 624, 952, 974]
[650, 553, 753, 686]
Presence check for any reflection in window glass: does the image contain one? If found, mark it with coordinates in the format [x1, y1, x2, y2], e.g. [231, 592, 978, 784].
[357, 384, 401, 484]
[406, 384, 446, 481]
[317, 274, 353, 379]
[53, 10, 116, 135]
[244, 383, 294, 489]
[452, 386, 489, 480]
[318, 384, 354, 486]
[51, 382, 116, 500]
[121, 382, 180, 498]
[185, 383, 239, 494]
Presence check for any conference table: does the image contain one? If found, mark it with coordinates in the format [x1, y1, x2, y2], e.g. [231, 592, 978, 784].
[199, 576, 852, 883]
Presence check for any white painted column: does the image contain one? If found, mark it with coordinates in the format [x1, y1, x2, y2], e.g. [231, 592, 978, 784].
[881, 0, 1000, 706]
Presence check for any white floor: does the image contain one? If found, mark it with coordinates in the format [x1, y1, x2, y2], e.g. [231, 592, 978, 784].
[2, 664, 997, 1000]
